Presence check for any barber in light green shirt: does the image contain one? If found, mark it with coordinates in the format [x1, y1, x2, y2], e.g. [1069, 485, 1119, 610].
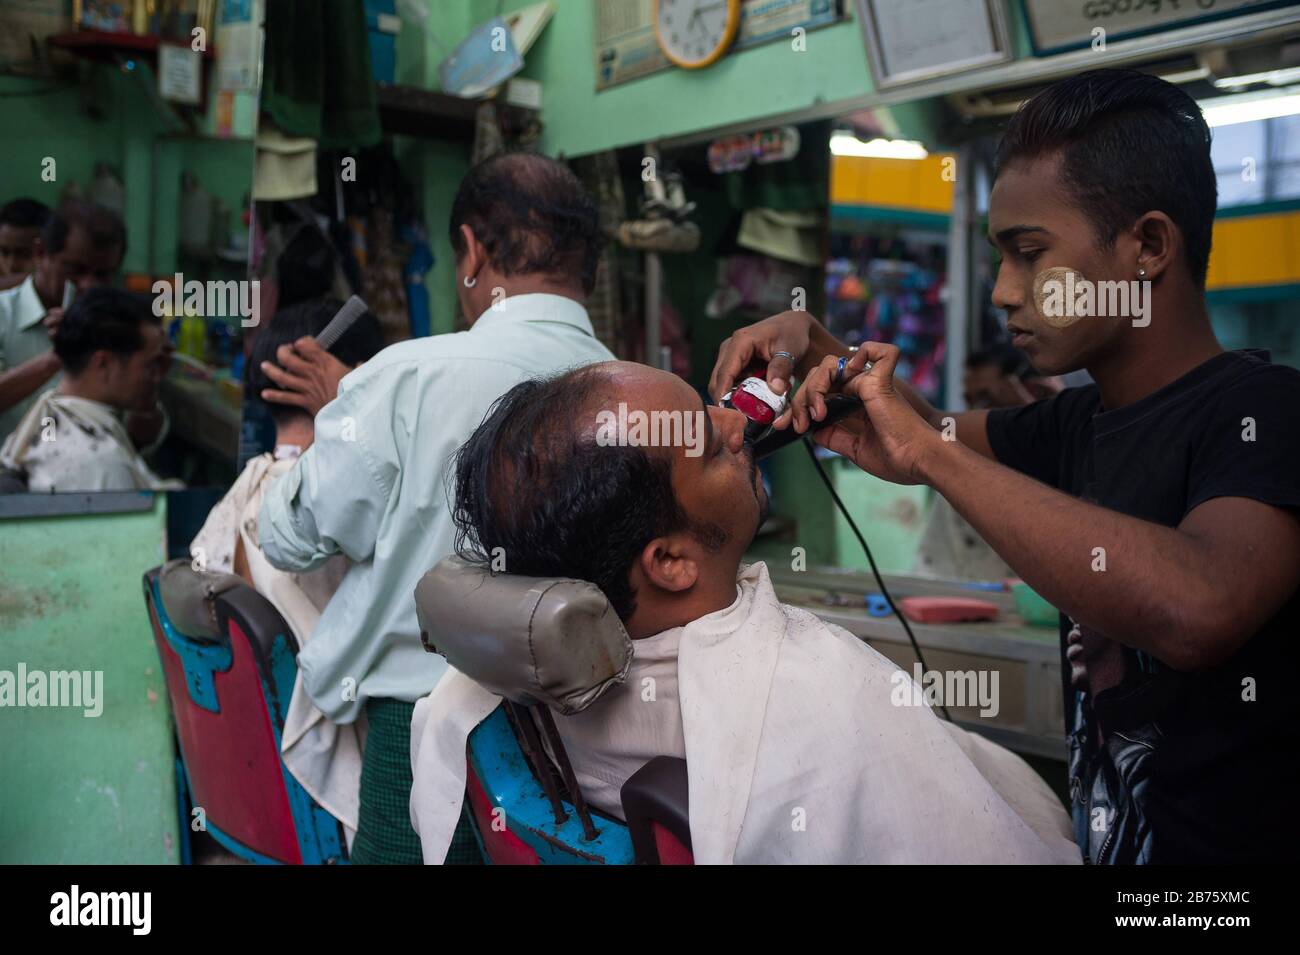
[0, 275, 60, 438]
[257, 154, 615, 864]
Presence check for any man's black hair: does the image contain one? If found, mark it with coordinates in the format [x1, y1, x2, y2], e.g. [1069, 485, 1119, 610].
[245, 298, 384, 425]
[41, 200, 128, 257]
[996, 68, 1216, 287]
[277, 226, 339, 310]
[54, 287, 158, 375]
[451, 367, 725, 621]
[448, 151, 602, 295]
[966, 342, 1032, 378]
[0, 198, 52, 230]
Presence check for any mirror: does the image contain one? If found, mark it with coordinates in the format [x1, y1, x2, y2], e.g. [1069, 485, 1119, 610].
[0, 2, 262, 514]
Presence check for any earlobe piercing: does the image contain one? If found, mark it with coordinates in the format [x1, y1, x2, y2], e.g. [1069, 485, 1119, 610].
[1137, 267, 1148, 278]
[463, 276, 477, 288]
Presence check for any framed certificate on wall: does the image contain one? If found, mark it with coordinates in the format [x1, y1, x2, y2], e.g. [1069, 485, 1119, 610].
[854, 0, 1012, 90]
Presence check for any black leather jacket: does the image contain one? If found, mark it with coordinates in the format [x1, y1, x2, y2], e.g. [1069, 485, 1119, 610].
[1069, 694, 1157, 864]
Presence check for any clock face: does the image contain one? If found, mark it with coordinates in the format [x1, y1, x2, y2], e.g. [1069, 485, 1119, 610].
[655, 0, 742, 70]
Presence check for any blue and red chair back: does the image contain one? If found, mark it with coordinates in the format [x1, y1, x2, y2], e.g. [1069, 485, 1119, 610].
[143, 560, 347, 864]
[463, 705, 693, 865]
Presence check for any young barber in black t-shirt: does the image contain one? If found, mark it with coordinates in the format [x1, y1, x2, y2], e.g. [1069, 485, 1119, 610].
[712, 70, 1300, 864]
[985, 349, 1299, 863]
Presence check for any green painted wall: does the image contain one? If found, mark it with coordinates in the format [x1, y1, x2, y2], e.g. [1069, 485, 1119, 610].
[0, 72, 119, 216]
[751, 451, 928, 573]
[182, 137, 257, 236]
[383, 0, 1051, 158]
[398, 2, 476, 90]
[487, 0, 873, 158]
[0, 64, 255, 279]
[393, 136, 472, 335]
[0, 498, 179, 864]
[392, 6, 480, 334]
[387, 2, 994, 329]
[458, 1, 1035, 158]
[828, 458, 929, 573]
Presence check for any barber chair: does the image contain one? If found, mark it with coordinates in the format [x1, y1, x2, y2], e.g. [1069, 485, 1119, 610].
[142, 560, 348, 864]
[415, 557, 693, 865]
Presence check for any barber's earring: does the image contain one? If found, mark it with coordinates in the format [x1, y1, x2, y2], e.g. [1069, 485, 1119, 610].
[463, 276, 477, 288]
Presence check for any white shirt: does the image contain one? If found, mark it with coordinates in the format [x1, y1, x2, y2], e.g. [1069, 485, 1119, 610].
[0, 389, 180, 492]
[191, 446, 319, 577]
[258, 295, 616, 723]
[411, 563, 1080, 864]
[0, 275, 59, 438]
[191, 449, 362, 838]
[547, 626, 685, 817]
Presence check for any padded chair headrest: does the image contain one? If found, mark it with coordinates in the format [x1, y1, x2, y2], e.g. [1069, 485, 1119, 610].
[157, 559, 246, 640]
[415, 556, 633, 716]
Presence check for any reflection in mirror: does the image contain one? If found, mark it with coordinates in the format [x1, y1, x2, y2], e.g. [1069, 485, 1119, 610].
[0, 2, 262, 508]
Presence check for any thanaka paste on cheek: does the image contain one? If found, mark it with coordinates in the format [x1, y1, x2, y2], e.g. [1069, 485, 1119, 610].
[1033, 266, 1086, 328]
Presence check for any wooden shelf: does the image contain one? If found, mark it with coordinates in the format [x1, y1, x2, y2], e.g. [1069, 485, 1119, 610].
[375, 84, 538, 141]
[47, 30, 216, 63]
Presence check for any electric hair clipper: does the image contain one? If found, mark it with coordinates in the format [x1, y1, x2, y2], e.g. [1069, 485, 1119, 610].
[720, 375, 786, 446]
[721, 361, 870, 459]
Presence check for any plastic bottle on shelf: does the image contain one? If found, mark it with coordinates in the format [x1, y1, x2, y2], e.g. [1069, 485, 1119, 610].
[179, 312, 207, 363]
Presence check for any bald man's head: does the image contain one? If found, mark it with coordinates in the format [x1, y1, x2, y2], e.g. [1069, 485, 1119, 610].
[450, 362, 758, 621]
[449, 151, 602, 295]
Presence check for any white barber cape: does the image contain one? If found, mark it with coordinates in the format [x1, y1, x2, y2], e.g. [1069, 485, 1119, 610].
[0, 389, 182, 492]
[191, 449, 363, 843]
[410, 562, 1081, 864]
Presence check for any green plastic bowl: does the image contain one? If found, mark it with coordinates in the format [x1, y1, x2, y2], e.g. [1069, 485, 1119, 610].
[1011, 582, 1059, 628]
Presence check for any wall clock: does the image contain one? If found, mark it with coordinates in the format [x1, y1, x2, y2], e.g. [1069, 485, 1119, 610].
[654, 0, 743, 70]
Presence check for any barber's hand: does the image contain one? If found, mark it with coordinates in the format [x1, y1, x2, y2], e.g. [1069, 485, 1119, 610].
[708, 310, 815, 425]
[259, 336, 351, 418]
[793, 342, 941, 486]
[42, 307, 65, 340]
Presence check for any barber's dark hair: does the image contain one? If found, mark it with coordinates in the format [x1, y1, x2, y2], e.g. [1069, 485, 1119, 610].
[995, 69, 1216, 287]
[451, 367, 725, 621]
[0, 198, 52, 230]
[41, 200, 127, 258]
[277, 226, 339, 309]
[449, 151, 601, 295]
[54, 287, 158, 375]
[245, 298, 383, 425]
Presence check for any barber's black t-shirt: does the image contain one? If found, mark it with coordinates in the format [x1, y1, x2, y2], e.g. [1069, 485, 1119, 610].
[986, 349, 1300, 864]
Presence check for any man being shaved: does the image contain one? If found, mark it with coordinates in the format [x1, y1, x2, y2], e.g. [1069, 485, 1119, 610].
[409, 361, 1081, 865]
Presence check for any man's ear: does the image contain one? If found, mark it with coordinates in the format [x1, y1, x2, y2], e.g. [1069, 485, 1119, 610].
[1129, 211, 1177, 281]
[87, 349, 122, 381]
[459, 224, 486, 281]
[86, 350, 111, 375]
[636, 535, 699, 595]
